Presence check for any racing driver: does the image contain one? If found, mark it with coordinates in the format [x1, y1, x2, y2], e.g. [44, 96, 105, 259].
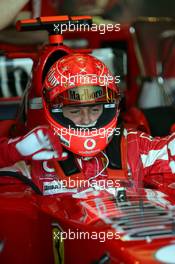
[0, 53, 175, 194]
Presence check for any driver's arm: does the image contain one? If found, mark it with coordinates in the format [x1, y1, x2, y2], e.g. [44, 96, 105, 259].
[135, 130, 175, 176]
[0, 0, 29, 30]
[0, 126, 67, 168]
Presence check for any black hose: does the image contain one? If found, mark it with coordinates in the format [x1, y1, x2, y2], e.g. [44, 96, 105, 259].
[0, 171, 42, 195]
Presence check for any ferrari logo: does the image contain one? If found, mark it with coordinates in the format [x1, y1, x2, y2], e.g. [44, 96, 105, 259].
[52, 225, 64, 264]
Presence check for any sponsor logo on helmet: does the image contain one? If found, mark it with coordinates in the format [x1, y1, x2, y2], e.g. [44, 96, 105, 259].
[84, 138, 96, 150]
[68, 87, 103, 102]
[47, 68, 59, 87]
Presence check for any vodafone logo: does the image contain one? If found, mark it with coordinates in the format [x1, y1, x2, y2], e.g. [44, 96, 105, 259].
[84, 138, 96, 150]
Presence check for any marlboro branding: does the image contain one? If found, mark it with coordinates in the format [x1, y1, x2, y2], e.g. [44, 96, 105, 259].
[68, 87, 103, 101]
[52, 86, 116, 105]
[57, 86, 106, 104]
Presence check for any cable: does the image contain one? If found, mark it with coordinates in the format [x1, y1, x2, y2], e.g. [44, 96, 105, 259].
[88, 151, 109, 181]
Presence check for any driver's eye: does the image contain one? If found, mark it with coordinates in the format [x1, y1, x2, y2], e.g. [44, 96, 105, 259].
[69, 110, 80, 114]
[90, 107, 102, 113]
[92, 108, 100, 112]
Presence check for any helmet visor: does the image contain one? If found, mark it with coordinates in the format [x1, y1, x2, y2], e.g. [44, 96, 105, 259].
[46, 86, 120, 129]
[50, 85, 120, 106]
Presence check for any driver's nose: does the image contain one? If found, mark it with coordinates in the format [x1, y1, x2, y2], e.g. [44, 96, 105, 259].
[80, 108, 92, 125]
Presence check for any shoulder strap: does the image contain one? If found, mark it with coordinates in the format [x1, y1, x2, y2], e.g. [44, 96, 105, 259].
[105, 124, 123, 169]
[106, 130, 129, 183]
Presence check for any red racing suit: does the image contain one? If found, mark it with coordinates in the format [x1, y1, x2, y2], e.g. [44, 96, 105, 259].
[0, 128, 175, 195]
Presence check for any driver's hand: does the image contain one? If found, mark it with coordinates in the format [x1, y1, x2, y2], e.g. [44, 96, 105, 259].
[9, 126, 68, 161]
[168, 138, 175, 173]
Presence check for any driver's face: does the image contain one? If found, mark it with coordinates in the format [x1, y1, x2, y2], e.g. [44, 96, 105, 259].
[62, 104, 103, 126]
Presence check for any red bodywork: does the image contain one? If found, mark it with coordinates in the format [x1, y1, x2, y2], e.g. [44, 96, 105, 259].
[0, 172, 175, 264]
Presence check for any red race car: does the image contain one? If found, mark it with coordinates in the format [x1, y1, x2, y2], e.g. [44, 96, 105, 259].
[0, 16, 175, 264]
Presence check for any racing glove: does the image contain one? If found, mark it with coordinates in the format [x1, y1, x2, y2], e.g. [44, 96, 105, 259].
[168, 137, 175, 173]
[0, 126, 67, 167]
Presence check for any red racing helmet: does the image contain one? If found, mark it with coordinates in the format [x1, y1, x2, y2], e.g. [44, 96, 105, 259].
[42, 53, 120, 157]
